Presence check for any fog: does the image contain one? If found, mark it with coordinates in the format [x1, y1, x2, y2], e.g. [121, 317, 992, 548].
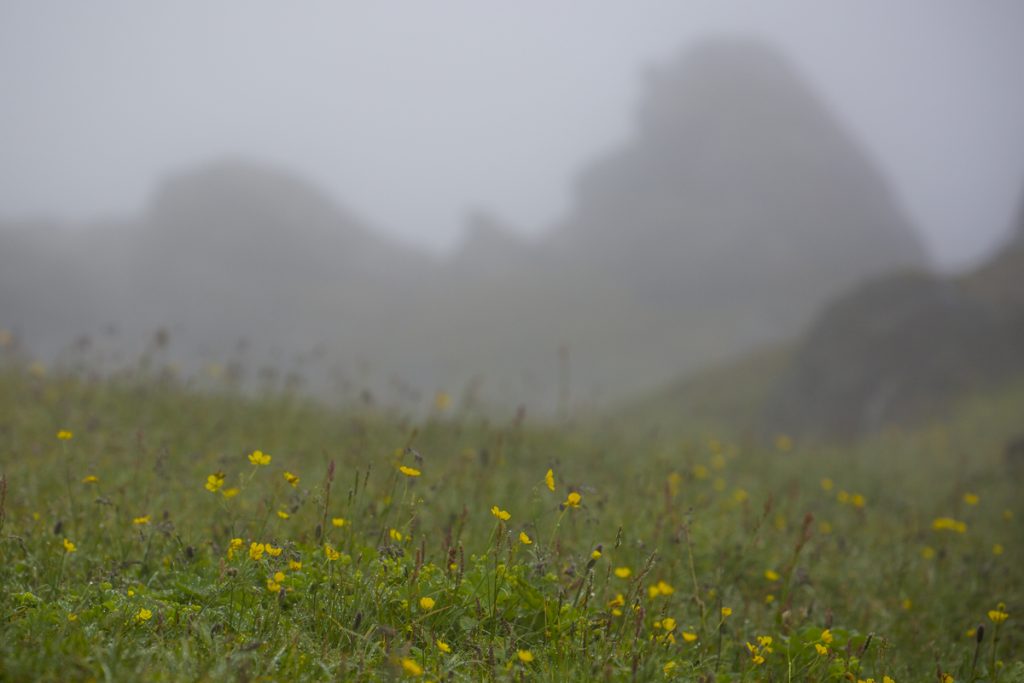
[2, 3, 1024, 423]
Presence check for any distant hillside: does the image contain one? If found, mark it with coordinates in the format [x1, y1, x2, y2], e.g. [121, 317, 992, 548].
[1, 38, 929, 411]
[627, 190, 1024, 440]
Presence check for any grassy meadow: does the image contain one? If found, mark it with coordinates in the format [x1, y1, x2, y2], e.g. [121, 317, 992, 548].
[0, 354, 1021, 682]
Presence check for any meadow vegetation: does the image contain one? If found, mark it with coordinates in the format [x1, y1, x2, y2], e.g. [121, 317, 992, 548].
[0, 352, 1021, 681]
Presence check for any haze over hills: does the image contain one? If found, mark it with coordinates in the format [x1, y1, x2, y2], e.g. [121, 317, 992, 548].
[0, 38, 929, 412]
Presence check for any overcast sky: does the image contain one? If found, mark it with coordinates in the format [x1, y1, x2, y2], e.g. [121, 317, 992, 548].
[1, 2, 1022, 269]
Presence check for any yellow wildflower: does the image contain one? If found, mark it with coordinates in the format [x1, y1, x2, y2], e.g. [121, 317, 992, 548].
[436, 639, 451, 653]
[883, 677, 895, 683]
[248, 450, 271, 466]
[398, 465, 421, 478]
[389, 528, 403, 542]
[963, 492, 979, 505]
[132, 515, 151, 525]
[419, 596, 435, 610]
[283, 471, 300, 487]
[821, 629, 833, 644]
[135, 608, 152, 622]
[591, 549, 602, 560]
[663, 660, 677, 675]
[265, 544, 282, 557]
[662, 617, 677, 631]
[614, 567, 632, 579]
[545, 468, 555, 492]
[765, 594, 775, 604]
[932, 517, 967, 533]
[516, 649, 534, 663]
[324, 544, 341, 561]
[276, 510, 290, 520]
[851, 493, 866, 509]
[721, 606, 732, 618]
[57, 430, 73, 441]
[332, 517, 346, 527]
[921, 546, 936, 559]
[993, 543, 1004, 556]
[820, 477, 834, 491]
[289, 560, 302, 571]
[682, 631, 698, 642]
[266, 578, 282, 592]
[764, 569, 780, 582]
[221, 487, 240, 498]
[249, 542, 266, 561]
[82, 475, 98, 484]
[564, 491, 581, 508]
[63, 538, 76, 553]
[400, 658, 423, 676]
[205, 472, 225, 493]
[67, 613, 78, 622]
[519, 531, 532, 545]
[227, 538, 243, 559]
[815, 643, 828, 655]
[490, 506, 511, 521]
[901, 598, 912, 611]
[988, 607, 1009, 624]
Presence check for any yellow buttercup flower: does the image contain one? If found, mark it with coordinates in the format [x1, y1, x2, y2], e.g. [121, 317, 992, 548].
[82, 475, 98, 484]
[132, 515, 151, 525]
[764, 569, 780, 582]
[663, 661, 677, 675]
[227, 538, 243, 559]
[820, 629, 833, 644]
[63, 538, 77, 553]
[399, 465, 421, 478]
[324, 544, 341, 561]
[516, 650, 534, 663]
[289, 560, 302, 571]
[988, 607, 1009, 624]
[249, 542, 266, 561]
[682, 631, 698, 642]
[661, 617, 677, 631]
[932, 517, 967, 533]
[265, 545, 282, 557]
[419, 596, 435, 610]
[389, 528, 403, 542]
[721, 607, 732, 618]
[519, 531, 532, 545]
[815, 643, 828, 655]
[591, 549, 602, 560]
[205, 472, 225, 493]
[276, 510, 290, 520]
[400, 658, 423, 676]
[283, 471, 300, 487]
[490, 505, 511, 521]
[332, 517, 347, 527]
[963, 492, 979, 505]
[614, 567, 631, 579]
[545, 469, 555, 492]
[57, 430, 73, 441]
[248, 450, 271, 466]
[436, 639, 451, 653]
[221, 487, 240, 499]
[135, 608, 152, 622]
[564, 492, 581, 508]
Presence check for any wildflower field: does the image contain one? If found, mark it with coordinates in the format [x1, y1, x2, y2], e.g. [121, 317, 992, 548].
[0, 363, 1021, 682]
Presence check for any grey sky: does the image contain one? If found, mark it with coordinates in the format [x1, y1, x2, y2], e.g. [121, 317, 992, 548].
[1, 2, 1022, 269]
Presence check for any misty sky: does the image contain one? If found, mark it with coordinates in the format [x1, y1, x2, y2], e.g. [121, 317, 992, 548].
[2, 2, 1023, 269]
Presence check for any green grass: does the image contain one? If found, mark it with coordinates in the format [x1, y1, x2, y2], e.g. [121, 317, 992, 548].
[0, 360, 1022, 682]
